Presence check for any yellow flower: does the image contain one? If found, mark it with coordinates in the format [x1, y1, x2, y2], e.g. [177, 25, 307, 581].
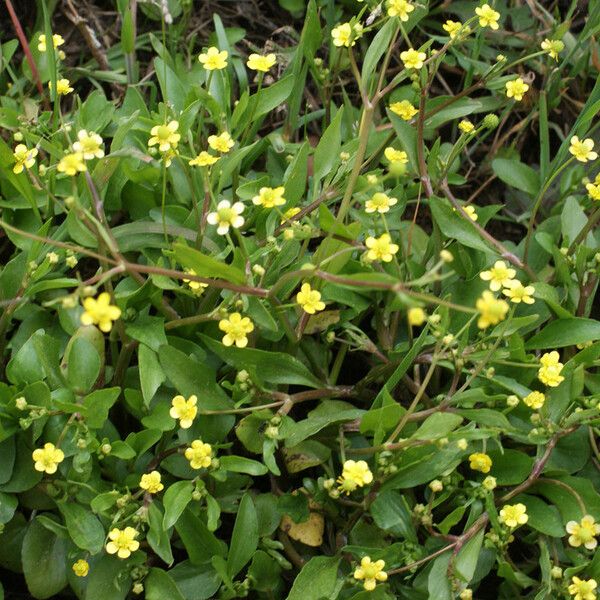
[400, 48, 426, 70]
[57, 152, 86, 176]
[12, 144, 38, 174]
[73, 130, 104, 160]
[458, 120, 475, 134]
[185, 439, 213, 469]
[454, 204, 478, 221]
[189, 151, 219, 167]
[568, 577, 598, 600]
[198, 47, 228, 70]
[468, 452, 492, 473]
[569, 136, 598, 163]
[169, 394, 198, 429]
[365, 191, 398, 214]
[208, 132, 234, 153]
[72, 559, 89, 577]
[252, 186, 286, 208]
[218, 312, 254, 347]
[383, 147, 408, 164]
[586, 179, 600, 201]
[296, 283, 325, 314]
[148, 120, 180, 152]
[499, 503, 529, 528]
[365, 233, 399, 262]
[541, 39, 564, 60]
[281, 207, 301, 223]
[387, 0, 414, 21]
[353, 556, 388, 591]
[389, 99, 418, 120]
[38, 33, 65, 52]
[475, 291, 509, 329]
[49, 78, 73, 95]
[331, 22, 363, 48]
[337, 460, 373, 494]
[80, 293, 121, 333]
[480, 261, 516, 291]
[105, 527, 139, 559]
[183, 269, 208, 294]
[475, 3, 501, 29]
[503, 280, 535, 304]
[482, 476, 497, 491]
[207, 200, 245, 235]
[523, 391, 545, 409]
[538, 351, 564, 387]
[566, 515, 600, 550]
[443, 20, 470, 39]
[505, 77, 529, 101]
[247, 53, 277, 72]
[32, 442, 65, 474]
[139, 471, 164, 494]
[408, 307, 426, 326]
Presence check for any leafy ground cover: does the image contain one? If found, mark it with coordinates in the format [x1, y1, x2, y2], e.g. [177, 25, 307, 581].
[0, 0, 599, 598]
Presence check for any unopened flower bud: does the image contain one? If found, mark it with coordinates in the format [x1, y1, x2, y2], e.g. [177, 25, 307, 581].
[252, 264, 265, 277]
[551, 566, 563, 579]
[13, 132, 23, 141]
[483, 114, 499, 129]
[15, 397, 27, 410]
[439, 249, 454, 263]
[482, 476, 497, 491]
[506, 395, 519, 407]
[429, 479, 443, 492]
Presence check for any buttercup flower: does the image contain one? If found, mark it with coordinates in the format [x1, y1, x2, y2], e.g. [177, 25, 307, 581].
[365, 191, 398, 214]
[569, 136, 598, 163]
[296, 283, 325, 314]
[365, 233, 399, 262]
[408, 307, 426, 326]
[476, 291, 509, 329]
[148, 121, 180, 152]
[185, 439, 213, 469]
[73, 130, 104, 160]
[32, 442, 65, 474]
[189, 151, 219, 167]
[469, 452, 492, 473]
[199, 47, 228, 70]
[566, 515, 600, 550]
[475, 4, 500, 29]
[499, 503, 529, 528]
[523, 391, 545, 409]
[568, 577, 597, 600]
[72, 560, 89, 577]
[281, 207, 301, 223]
[13, 144, 38, 174]
[105, 527, 140, 559]
[400, 48, 426, 70]
[480, 261, 516, 291]
[207, 200, 245, 235]
[505, 77, 529, 101]
[58, 152, 86, 176]
[38, 33, 65, 52]
[353, 556, 388, 591]
[586, 176, 600, 200]
[455, 204, 478, 221]
[384, 147, 408, 164]
[503, 280, 535, 304]
[252, 186, 286, 208]
[538, 351, 564, 387]
[389, 100, 418, 120]
[49, 79, 73, 95]
[139, 471, 164, 494]
[443, 20, 470, 39]
[219, 313, 254, 347]
[208, 132, 234, 153]
[81, 292, 121, 332]
[541, 39, 564, 60]
[169, 394, 198, 429]
[387, 0, 414, 21]
[247, 53, 277, 72]
[183, 269, 208, 294]
[458, 120, 475, 134]
[337, 460, 373, 494]
[482, 476, 497, 490]
[331, 22, 363, 48]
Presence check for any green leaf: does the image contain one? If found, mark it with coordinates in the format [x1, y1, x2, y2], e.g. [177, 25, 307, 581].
[146, 569, 185, 600]
[487, 449, 533, 485]
[138, 345, 165, 406]
[492, 157, 540, 196]
[56, 502, 105, 554]
[64, 336, 101, 394]
[411, 413, 463, 440]
[147, 502, 174, 565]
[175, 508, 226, 565]
[163, 481, 194, 530]
[169, 561, 221, 600]
[220, 455, 268, 476]
[284, 142, 309, 205]
[82, 387, 121, 429]
[455, 529, 484, 583]
[525, 318, 600, 349]
[227, 493, 259, 578]
[514, 494, 565, 537]
[370, 490, 417, 542]
[84, 554, 131, 600]
[313, 107, 344, 184]
[286, 556, 341, 600]
[361, 19, 397, 89]
[172, 243, 246, 285]
[254, 75, 295, 119]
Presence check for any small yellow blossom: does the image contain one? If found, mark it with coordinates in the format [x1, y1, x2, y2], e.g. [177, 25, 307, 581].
[139, 471, 164, 494]
[73, 130, 104, 160]
[337, 460, 373, 494]
[58, 152, 86, 176]
[503, 280, 535, 304]
[49, 78, 73, 95]
[568, 577, 598, 600]
[105, 527, 139, 559]
[384, 147, 408, 164]
[185, 439, 213, 469]
[12, 144, 38, 174]
[480, 261, 516, 291]
[72, 559, 89, 577]
[569, 136, 598, 163]
[475, 4, 501, 29]
[400, 48, 426, 70]
[586, 178, 600, 201]
[208, 132, 234, 153]
[541, 39, 564, 60]
[469, 452, 492, 473]
[219, 313, 254, 348]
[523, 391, 545, 409]
[198, 47, 228, 70]
[365, 191, 398, 214]
[81, 292, 121, 332]
[458, 120, 475, 134]
[331, 22, 363, 48]
[148, 121, 180, 153]
[32, 442, 65, 474]
[443, 20, 470, 39]
[387, 0, 414, 21]
[389, 99, 418, 120]
[499, 503, 529, 528]
[252, 186, 286, 208]
[46, 252, 59, 264]
[538, 351, 564, 387]
[408, 307, 426, 326]
[207, 200, 245, 235]
[476, 291, 509, 329]
[189, 151, 219, 167]
[296, 283, 325, 314]
[454, 204, 478, 221]
[482, 476, 497, 490]
[353, 556, 388, 591]
[38, 34, 65, 52]
[505, 77, 529, 101]
[183, 269, 208, 294]
[247, 53, 277, 72]
[566, 516, 600, 550]
[365, 233, 399, 262]
[169, 394, 198, 429]
[281, 207, 301, 223]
